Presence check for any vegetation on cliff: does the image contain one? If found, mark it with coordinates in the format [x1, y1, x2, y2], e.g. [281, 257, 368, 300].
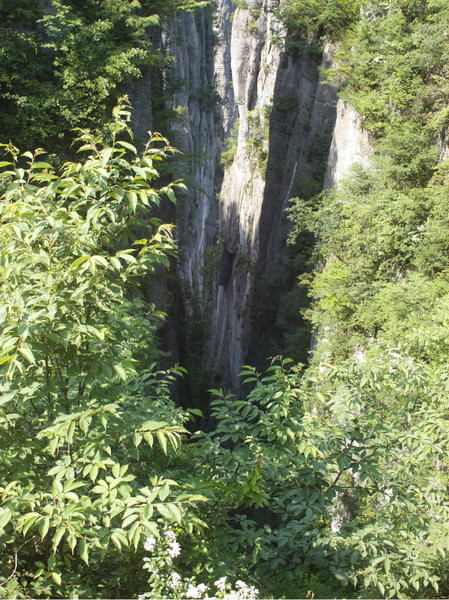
[0, 0, 204, 157]
[0, 0, 448, 598]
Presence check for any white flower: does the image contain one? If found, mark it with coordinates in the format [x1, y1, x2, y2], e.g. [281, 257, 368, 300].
[169, 572, 182, 589]
[224, 591, 240, 600]
[186, 584, 201, 599]
[168, 541, 181, 558]
[144, 535, 156, 552]
[186, 583, 209, 598]
[247, 586, 259, 599]
[233, 580, 259, 599]
[186, 585, 200, 599]
[214, 577, 227, 591]
[164, 528, 177, 543]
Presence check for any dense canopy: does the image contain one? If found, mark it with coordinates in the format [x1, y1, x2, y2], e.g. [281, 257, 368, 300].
[0, 0, 447, 598]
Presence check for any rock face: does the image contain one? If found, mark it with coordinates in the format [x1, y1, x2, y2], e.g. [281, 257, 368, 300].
[161, 10, 219, 303]
[323, 98, 373, 190]
[206, 0, 286, 387]
[140, 2, 371, 391]
[204, 1, 339, 389]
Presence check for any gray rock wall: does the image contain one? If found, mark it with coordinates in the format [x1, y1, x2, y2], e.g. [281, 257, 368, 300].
[323, 98, 373, 190]
[140, 3, 373, 390]
[161, 11, 219, 304]
[204, 2, 339, 389]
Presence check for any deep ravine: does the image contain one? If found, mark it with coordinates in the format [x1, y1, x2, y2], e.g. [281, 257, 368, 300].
[135, 1, 374, 393]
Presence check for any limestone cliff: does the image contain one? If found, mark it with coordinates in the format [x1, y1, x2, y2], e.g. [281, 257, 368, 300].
[205, 1, 339, 388]
[142, 2, 374, 391]
[161, 11, 219, 303]
[323, 98, 373, 190]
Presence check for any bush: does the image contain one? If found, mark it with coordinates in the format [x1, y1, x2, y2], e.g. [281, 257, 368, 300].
[0, 100, 203, 598]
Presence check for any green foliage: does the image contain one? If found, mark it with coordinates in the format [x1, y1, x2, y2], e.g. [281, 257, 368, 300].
[0, 0, 207, 157]
[221, 119, 240, 168]
[222, 3, 449, 597]
[137, 527, 260, 599]
[0, 1, 156, 154]
[246, 109, 270, 176]
[282, 0, 364, 39]
[325, 0, 449, 137]
[286, 0, 449, 363]
[295, 157, 448, 364]
[0, 1, 447, 598]
[193, 357, 448, 598]
[0, 101, 203, 598]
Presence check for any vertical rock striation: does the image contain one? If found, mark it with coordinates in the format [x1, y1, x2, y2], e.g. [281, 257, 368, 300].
[206, 0, 285, 388]
[160, 11, 219, 304]
[323, 98, 373, 190]
[139, 2, 372, 391]
[204, 1, 339, 389]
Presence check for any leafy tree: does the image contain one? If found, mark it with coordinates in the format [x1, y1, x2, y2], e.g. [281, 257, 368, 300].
[281, 0, 364, 39]
[325, 0, 449, 137]
[286, 0, 448, 364]
[0, 101, 204, 598]
[0, 0, 205, 156]
[193, 358, 448, 599]
[288, 162, 448, 363]
[242, 4, 449, 597]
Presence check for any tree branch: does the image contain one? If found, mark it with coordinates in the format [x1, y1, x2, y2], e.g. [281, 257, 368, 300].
[0, 536, 37, 587]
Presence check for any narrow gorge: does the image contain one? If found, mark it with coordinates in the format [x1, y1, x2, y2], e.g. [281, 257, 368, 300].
[1, 1, 447, 597]
[144, 0, 367, 391]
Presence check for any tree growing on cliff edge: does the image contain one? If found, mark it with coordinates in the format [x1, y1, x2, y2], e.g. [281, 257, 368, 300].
[0, 0, 207, 157]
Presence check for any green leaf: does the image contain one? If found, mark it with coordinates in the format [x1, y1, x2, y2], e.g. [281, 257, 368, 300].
[129, 521, 141, 550]
[133, 432, 143, 447]
[0, 508, 12, 530]
[18, 344, 35, 364]
[79, 538, 89, 565]
[116, 140, 137, 154]
[39, 516, 50, 540]
[67, 534, 77, 553]
[110, 257, 122, 271]
[156, 431, 167, 454]
[70, 256, 89, 271]
[52, 525, 66, 552]
[113, 364, 127, 381]
[156, 504, 171, 519]
[122, 513, 139, 529]
[127, 191, 138, 212]
[158, 483, 170, 501]
[110, 533, 122, 550]
[20, 512, 40, 535]
[168, 503, 182, 524]
[33, 162, 54, 170]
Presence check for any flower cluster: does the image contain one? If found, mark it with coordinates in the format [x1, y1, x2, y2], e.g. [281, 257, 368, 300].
[186, 583, 209, 598]
[144, 535, 156, 552]
[211, 577, 259, 600]
[165, 528, 181, 559]
[138, 527, 259, 600]
[214, 577, 227, 592]
[169, 572, 182, 589]
[234, 579, 259, 599]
